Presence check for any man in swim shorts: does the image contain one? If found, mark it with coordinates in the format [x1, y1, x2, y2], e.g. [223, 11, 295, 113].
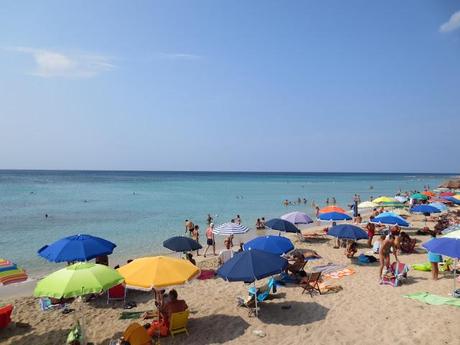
[379, 234, 398, 280]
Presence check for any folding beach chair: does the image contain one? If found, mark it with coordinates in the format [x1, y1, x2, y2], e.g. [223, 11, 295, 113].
[301, 272, 322, 297]
[107, 284, 126, 304]
[248, 277, 277, 302]
[0, 304, 13, 329]
[381, 262, 409, 287]
[169, 309, 189, 337]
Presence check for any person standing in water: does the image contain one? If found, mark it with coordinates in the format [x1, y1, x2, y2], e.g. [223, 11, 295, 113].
[192, 225, 200, 256]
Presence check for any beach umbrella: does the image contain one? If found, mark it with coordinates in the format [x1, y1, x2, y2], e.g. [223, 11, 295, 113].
[212, 223, 250, 235]
[394, 196, 408, 203]
[373, 196, 397, 204]
[0, 259, 28, 286]
[442, 224, 460, 235]
[217, 249, 288, 316]
[280, 211, 313, 224]
[38, 234, 116, 263]
[454, 195, 460, 200]
[243, 235, 294, 255]
[265, 218, 299, 233]
[411, 193, 428, 201]
[410, 205, 441, 214]
[117, 256, 199, 290]
[327, 224, 368, 240]
[371, 212, 409, 227]
[440, 191, 455, 197]
[380, 201, 404, 208]
[318, 212, 352, 221]
[358, 201, 377, 209]
[422, 191, 436, 197]
[319, 206, 346, 214]
[430, 197, 452, 204]
[429, 202, 448, 212]
[444, 230, 460, 239]
[34, 262, 123, 299]
[444, 197, 460, 205]
[423, 237, 460, 294]
[163, 236, 202, 252]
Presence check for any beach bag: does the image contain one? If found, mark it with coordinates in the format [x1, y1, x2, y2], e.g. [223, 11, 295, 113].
[358, 254, 377, 264]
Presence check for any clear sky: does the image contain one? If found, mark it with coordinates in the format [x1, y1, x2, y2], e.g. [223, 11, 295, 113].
[1, 1, 459, 173]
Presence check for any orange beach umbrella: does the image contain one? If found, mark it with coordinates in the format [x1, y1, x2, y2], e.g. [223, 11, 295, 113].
[319, 206, 346, 214]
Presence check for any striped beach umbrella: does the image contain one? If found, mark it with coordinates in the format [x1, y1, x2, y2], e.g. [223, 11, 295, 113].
[212, 222, 250, 235]
[0, 259, 28, 286]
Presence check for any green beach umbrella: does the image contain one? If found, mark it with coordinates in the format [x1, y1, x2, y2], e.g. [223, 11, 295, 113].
[411, 193, 428, 201]
[34, 262, 124, 299]
[381, 201, 404, 208]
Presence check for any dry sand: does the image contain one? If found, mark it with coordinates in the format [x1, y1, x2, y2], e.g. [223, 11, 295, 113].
[1, 213, 460, 345]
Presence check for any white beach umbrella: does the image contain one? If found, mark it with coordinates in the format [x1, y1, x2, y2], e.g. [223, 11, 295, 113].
[358, 201, 377, 209]
[212, 222, 250, 235]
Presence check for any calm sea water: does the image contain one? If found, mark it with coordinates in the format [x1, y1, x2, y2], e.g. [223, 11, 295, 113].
[0, 170, 454, 276]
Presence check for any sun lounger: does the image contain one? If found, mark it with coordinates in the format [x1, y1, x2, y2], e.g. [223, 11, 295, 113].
[248, 277, 277, 302]
[300, 271, 322, 297]
[107, 283, 126, 304]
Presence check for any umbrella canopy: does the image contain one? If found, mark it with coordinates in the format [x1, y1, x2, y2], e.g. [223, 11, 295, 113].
[428, 202, 448, 212]
[454, 195, 460, 200]
[0, 259, 28, 286]
[423, 238, 460, 258]
[243, 235, 294, 255]
[430, 197, 452, 204]
[442, 224, 460, 235]
[411, 205, 441, 214]
[123, 323, 151, 345]
[117, 256, 199, 290]
[444, 196, 460, 205]
[280, 211, 313, 224]
[440, 191, 455, 197]
[34, 262, 123, 299]
[319, 206, 346, 214]
[422, 191, 436, 197]
[217, 249, 287, 283]
[394, 196, 408, 203]
[358, 201, 377, 209]
[163, 236, 202, 252]
[444, 230, 460, 239]
[328, 224, 368, 240]
[38, 234, 116, 263]
[265, 218, 299, 233]
[411, 193, 428, 201]
[371, 213, 409, 227]
[380, 201, 404, 208]
[373, 196, 397, 204]
[212, 223, 250, 235]
[318, 212, 352, 221]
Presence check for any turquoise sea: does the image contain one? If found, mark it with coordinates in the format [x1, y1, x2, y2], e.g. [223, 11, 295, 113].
[0, 170, 455, 276]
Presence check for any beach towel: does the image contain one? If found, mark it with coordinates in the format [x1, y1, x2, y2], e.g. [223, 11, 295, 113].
[412, 261, 452, 272]
[120, 311, 145, 320]
[404, 292, 460, 307]
[323, 268, 355, 280]
[312, 264, 346, 274]
[197, 269, 215, 280]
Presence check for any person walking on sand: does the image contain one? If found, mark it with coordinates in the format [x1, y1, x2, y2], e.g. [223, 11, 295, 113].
[203, 223, 216, 257]
[379, 234, 398, 280]
[192, 225, 200, 256]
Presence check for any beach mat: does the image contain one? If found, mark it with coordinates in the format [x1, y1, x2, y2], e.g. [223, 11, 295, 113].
[119, 311, 146, 320]
[404, 292, 460, 307]
[312, 264, 346, 274]
[322, 268, 355, 280]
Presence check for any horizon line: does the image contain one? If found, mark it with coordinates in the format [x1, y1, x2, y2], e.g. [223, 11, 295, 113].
[0, 168, 458, 175]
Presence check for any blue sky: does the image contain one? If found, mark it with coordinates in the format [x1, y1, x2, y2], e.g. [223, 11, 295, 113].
[1, 1, 459, 173]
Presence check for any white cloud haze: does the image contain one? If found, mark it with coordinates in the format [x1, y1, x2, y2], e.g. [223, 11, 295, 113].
[440, 10, 460, 33]
[7, 47, 115, 78]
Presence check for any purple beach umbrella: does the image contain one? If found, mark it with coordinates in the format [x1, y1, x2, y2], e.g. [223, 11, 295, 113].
[281, 211, 313, 225]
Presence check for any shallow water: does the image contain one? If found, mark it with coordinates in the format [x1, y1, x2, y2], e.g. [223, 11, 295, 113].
[0, 170, 452, 275]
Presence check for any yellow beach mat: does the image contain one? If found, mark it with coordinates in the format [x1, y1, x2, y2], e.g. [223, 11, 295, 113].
[323, 268, 355, 280]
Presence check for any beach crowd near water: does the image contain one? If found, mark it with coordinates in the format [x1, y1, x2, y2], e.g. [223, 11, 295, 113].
[1, 178, 460, 345]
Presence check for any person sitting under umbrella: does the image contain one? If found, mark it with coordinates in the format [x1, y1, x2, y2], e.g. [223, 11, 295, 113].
[345, 241, 357, 258]
[286, 252, 307, 278]
[146, 289, 188, 337]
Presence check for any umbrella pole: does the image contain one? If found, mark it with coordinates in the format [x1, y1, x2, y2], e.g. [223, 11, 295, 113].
[254, 281, 258, 317]
[454, 259, 457, 296]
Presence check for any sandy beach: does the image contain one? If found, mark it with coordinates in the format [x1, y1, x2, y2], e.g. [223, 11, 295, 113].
[2, 212, 460, 345]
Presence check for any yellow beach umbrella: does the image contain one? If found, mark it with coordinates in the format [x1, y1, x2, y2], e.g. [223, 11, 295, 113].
[373, 196, 396, 204]
[453, 195, 460, 200]
[117, 256, 199, 290]
[358, 201, 377, 209]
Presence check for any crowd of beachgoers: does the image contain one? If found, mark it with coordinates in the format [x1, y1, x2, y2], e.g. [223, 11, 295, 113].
[1, 183, 460, 345]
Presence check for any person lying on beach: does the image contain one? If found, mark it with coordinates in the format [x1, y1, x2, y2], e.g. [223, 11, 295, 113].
[379, 234, 398, 280]
[345, 241, 357, 258]
[286, 252, 307, 278]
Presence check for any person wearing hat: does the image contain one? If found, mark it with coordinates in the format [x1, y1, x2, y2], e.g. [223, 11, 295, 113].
[204, 222, 216, 257]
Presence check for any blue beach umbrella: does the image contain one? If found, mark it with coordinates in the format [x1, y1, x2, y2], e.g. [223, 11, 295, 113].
[243, 235, 294, 255]
[371, 213, 409, 227]
[429, 202, 448, 212]
[328, 224, 368, 240]
[265, 218, 299, 233]
[318, 212, 352, 221]
[444, 196, 460, 205]
[38, 234, 116, 263]
[217, 249, 287, 316]
[163, 236, 202, 252]
[280, 212, 313, 225]
[410, 205, 441, 214]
